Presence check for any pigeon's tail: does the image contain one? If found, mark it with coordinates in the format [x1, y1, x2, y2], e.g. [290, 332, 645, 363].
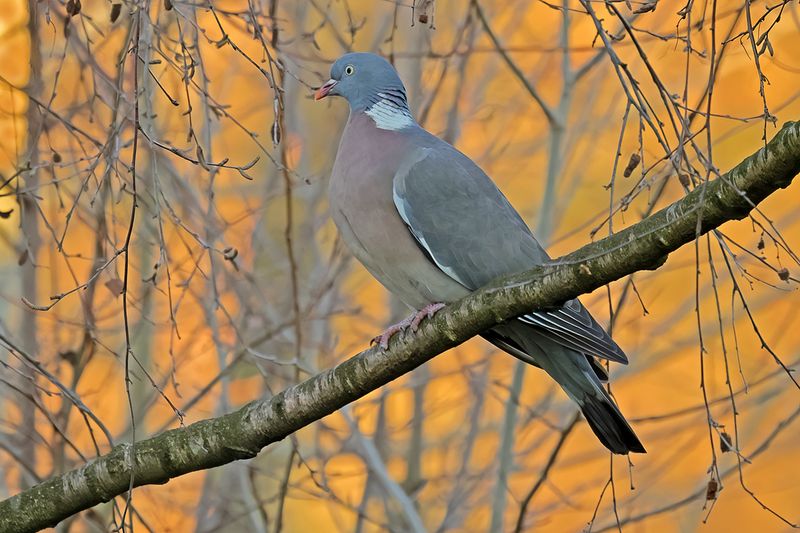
[484, 324, 645, 455]
[579, 388, 646, 454]
[546, 354, 646, 455]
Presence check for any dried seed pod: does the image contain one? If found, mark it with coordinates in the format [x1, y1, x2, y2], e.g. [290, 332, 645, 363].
[623, 153, 641, 177]
[223, 247, 238, 261]
[719, 431, 732, 453]
[705, 479, 719, 501]
[66, 0, 81, 16]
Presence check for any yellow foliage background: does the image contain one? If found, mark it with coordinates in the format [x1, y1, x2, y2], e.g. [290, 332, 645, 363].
[0, 0, 799, 531]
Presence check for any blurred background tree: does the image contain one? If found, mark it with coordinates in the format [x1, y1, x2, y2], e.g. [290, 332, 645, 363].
[0, 0, 799, 531]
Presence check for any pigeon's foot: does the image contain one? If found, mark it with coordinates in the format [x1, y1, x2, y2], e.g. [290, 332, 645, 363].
[371, 302, 446, 349]
[409, 302, 446, 331]
[371, 318, 414, 350]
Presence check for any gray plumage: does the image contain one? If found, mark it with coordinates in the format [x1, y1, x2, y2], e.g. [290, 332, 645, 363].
[320, 52, 645, 454]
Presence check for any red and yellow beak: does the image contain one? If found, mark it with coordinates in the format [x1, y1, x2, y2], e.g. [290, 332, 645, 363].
[314, 79, 338, 100]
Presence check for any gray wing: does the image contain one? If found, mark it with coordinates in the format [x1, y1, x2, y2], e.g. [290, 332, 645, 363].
[393, 143, 627, 364]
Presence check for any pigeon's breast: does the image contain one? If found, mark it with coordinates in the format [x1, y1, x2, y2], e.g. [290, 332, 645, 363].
[328, 115, 468, 309]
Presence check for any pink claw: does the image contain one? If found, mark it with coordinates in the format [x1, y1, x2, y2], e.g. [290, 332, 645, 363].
[409, 302, 446, 331]
[371, 302, 446, 350]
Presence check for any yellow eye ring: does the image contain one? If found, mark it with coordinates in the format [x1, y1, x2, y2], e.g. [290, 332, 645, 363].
[344, 65, 355, 76]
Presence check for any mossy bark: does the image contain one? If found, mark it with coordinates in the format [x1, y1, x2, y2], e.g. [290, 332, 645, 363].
[1, 121, 798, 533]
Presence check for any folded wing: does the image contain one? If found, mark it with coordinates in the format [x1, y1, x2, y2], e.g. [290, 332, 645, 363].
[392, 141, 626, 364]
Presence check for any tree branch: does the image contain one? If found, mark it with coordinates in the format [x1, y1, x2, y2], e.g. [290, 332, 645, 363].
[2, 121, 799, 532]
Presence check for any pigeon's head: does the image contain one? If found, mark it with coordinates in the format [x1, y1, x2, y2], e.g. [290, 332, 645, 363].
[315, 53, 408, 113]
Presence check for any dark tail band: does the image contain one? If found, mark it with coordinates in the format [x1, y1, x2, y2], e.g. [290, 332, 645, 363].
[581, 392, 646, 454]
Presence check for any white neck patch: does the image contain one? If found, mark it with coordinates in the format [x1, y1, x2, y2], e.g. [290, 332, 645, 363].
[365, 93, 414, 131]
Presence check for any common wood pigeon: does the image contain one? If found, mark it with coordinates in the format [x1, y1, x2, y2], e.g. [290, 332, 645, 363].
[317, 52, 645, 454]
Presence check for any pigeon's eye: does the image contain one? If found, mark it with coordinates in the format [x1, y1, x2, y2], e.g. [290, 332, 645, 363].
[344, 65, 355, 76]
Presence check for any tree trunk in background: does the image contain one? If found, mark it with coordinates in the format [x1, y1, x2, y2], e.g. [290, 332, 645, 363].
[13, 0, 43, 490]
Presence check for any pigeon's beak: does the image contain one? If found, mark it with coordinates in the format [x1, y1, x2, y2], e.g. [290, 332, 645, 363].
[314, 79, 338, 100]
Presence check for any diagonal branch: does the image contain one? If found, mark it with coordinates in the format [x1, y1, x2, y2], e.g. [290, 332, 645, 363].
[471, 0, 558, 125]
[1, 121, 799, 533]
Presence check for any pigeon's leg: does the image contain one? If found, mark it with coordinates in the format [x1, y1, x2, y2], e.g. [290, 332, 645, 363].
[372, 302, 446, 349]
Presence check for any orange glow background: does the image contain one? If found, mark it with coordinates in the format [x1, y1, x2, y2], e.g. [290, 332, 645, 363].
[1, 0, 799, 531]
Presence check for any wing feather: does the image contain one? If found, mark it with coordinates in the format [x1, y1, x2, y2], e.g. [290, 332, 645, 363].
[392, 139, 627, 364]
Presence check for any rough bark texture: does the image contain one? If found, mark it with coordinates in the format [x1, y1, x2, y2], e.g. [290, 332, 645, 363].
[1, 121, 799, 532]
